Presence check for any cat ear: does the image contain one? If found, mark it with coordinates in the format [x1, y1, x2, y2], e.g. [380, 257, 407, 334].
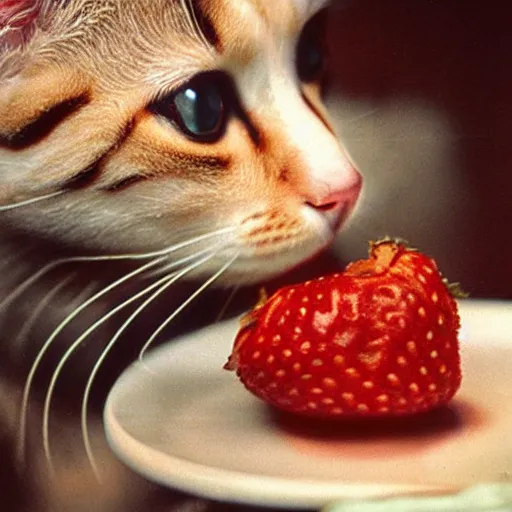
[0, 0, 41, 47]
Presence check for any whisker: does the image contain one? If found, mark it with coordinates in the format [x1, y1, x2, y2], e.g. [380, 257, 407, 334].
[13, 273, 77, 350]
[16, 256, 165, 466]
[16, 227, 235, 465]
[215, 285, 240, 323]
[0, 226, 235, 315]
[122, 226, 235, 260]
[138, 250, 240, 362]
[0, 247, 34, 325]
[40, 245, 222, 475]
[81, 248, 224, 480]
[0, 257, 155, 318]
[65, 281, 101, 315]
[340, 105, 381, 126]
[0, 191, 65, 211]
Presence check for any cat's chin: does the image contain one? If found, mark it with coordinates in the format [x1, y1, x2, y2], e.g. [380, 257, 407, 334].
[217, 248, 328, 285]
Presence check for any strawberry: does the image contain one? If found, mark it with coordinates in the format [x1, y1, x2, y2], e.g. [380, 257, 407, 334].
[224, 239, 464, 418]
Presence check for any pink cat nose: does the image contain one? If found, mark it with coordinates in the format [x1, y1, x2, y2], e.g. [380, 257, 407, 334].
[305, 171, 362, 212]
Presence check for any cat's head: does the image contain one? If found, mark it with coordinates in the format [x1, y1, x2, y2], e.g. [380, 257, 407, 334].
[0, 0, 361, 284]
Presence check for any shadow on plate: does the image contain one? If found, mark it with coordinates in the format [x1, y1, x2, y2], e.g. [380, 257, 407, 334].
[267, 400, 485, 458]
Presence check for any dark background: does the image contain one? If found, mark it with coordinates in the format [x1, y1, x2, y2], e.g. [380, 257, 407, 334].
[326, 0, 511, 299]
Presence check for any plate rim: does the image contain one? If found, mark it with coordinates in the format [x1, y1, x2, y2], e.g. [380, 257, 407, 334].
[104, 401, 452, 508]
[104, 299, 512, 508]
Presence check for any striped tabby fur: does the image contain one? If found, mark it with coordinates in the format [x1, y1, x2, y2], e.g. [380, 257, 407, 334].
[0, 0, 361, 509]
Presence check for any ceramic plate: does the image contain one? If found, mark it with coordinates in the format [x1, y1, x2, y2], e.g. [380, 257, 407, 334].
[104, 300, 512, 509]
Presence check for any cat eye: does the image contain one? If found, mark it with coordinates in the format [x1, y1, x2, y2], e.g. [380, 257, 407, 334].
[297, 9, 328, 83]
[150, 73, 228, 142]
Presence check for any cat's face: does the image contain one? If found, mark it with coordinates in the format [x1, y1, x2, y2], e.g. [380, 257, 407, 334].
[0, 0, 361, 284]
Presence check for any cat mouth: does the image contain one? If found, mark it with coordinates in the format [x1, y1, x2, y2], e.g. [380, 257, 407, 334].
[189, 188, 360, 286]
[321, 179, 362, 232]
[319, 201, 353, 233]
[223, 202, 351, 284]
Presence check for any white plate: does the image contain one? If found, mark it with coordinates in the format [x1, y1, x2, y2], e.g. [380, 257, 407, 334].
[104, 300, 512, 509]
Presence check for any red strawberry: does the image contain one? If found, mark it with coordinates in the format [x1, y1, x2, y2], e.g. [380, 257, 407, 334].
[224, 239, 464, 418]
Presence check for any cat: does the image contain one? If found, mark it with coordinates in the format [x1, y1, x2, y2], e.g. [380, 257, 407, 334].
[0, 0, 361, 510]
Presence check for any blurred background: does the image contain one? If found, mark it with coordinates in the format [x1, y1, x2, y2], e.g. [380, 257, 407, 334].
[3, 3, 510, 511]
[325, 0, 511, 299]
